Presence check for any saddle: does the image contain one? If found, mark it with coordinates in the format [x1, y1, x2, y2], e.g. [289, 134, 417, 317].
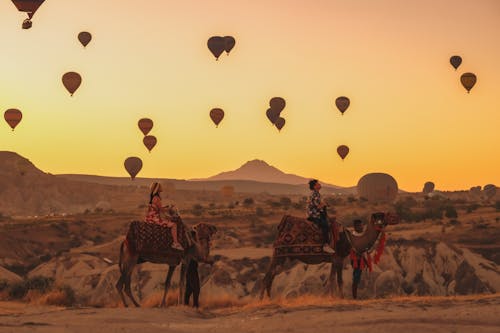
[274, 215, 338, 257]
[125, 218, 189, 262]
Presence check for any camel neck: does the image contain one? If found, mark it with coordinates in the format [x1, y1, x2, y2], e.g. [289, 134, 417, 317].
[347, 220, 381, 254]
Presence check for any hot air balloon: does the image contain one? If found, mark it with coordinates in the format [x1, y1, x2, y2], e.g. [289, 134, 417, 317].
[450, 56, 462, 70]
[483, 184, 497, 200]
[423, 181, 435, 194]
[11, 0, 45, 29]
[62, 72, 82, 96]
[224, 36, 236, 54]
[210, 108, 224, 127]
[78, 31, 92, 47]
[460, 72, 477, 93]
[143, 135, 157, 152]
[337, 145, 349, 160]
[266, 108, 280, 125]
[207, 36, 225, 60]
[4, 109, 22, 131]
[335, 96, 350, 115]
[124, 157, 142, 180]
[269, 97, 286, 112]
[357, 173, 398, 202]
[275, 117, 285, 131]
[138, 118, 153, 136]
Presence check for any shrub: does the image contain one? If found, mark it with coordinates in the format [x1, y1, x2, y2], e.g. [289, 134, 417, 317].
[347, 196, 357, 203]
[279, 197, 292, 210]
[243, 198, 254, 206]
[495, 201, 500, 211]
[192, 204, 203, 216]
[466, 203, 481, 213]
[444, 205, 458, 219]
[8, 276, 54, 299]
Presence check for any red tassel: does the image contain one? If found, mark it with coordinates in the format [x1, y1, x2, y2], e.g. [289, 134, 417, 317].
[366, 253, 373, 272]
[374, 232, 386, 264]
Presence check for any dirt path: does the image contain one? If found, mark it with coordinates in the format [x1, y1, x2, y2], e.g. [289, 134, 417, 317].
[1, 295, 499, 333]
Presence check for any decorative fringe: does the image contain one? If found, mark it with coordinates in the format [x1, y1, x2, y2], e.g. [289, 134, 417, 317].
[373, 232, 386, 264]
[350, 231, 386, 272]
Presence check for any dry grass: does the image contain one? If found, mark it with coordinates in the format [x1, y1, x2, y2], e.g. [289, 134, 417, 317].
[209, 293, 500, 314]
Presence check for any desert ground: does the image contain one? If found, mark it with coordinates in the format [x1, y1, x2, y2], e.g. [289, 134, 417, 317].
[0, 295, 499, 333]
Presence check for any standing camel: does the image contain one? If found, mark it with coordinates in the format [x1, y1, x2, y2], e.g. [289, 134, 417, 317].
[116, 221, 217, 307]
[260, 212, 398, 299]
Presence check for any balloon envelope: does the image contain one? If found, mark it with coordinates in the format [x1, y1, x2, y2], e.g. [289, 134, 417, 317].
[423, 181, 435, 194]
[269, 97, 286, 112]
[275, 117, 285, 131]
[357, 173, 398, 202]
[483, 184, 497, 199]
[138, 118, 153, 136]
[62, 72, 82, 96]
[78, 31, 92, 47]
[124, 157, 142, 180]
[11, 0, 45, 18]
[266, 108, 280, 124]
[210, 108, 224, 126]
[223, 36, 235, 54]
[335, 96, 350, 114]
[207, 36, 225, 60]
[4, 109, 22, 130]
[143, 135, 157, 152]
[450, 56, 462, 70]
[337, 145, 349, 160]
[460, 72, 476, 93]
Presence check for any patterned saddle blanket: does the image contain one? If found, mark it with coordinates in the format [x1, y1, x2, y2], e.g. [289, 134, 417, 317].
[273, 215, 336, 257]
[125, 219, 189, 260]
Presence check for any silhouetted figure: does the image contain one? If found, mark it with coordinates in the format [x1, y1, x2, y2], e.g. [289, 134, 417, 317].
[351, 219, 365, 299]
[184, 259, 200, 307]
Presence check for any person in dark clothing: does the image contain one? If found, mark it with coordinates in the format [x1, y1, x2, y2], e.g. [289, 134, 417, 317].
[306, 179, 335, 254]
[184, 259, 200, 308]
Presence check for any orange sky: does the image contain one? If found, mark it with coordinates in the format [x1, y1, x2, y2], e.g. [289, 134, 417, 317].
[1, 0, 499, 191]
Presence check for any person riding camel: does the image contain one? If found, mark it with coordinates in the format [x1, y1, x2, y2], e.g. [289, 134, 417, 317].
[144, 182, 184, 251]
[306, 179, 335, 254]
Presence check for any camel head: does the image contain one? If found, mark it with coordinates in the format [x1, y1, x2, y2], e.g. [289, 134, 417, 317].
[192, 223, 218, 263]
[370, 212, 400, 230]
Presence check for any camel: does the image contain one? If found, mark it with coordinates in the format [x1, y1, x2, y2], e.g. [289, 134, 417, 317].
[116, 220, 217, 307]
[260, 212, 399, 299]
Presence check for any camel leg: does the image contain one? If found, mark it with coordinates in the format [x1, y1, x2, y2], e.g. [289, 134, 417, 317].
[115, 274, 128, 307]
[160, 265, 176, 308]
[124, 266, 140, 307]
[260, 256, 283, 300]
[328, 261, 336, 298]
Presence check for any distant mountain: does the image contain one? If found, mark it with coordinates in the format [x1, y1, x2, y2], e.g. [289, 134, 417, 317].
[0, 151, 355, 215]
[192, 159, 342, 188]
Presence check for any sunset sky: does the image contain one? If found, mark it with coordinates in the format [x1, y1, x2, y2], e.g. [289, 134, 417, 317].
[1, 0, 499, 191]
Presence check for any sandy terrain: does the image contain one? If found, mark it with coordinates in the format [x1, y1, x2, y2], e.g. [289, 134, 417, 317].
[0, 295, 499, 333]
